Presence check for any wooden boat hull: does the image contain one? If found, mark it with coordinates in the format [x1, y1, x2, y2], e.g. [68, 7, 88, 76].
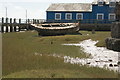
[32, 23, 80, 36]
[37, 26, 79, 36]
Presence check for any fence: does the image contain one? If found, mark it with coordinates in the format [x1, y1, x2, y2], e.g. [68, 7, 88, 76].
[0, 17, 45, 33]
[46, 19, 116, 24]
[46, 19, 116, 31]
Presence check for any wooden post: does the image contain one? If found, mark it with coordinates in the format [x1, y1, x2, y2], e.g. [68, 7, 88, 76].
[92, 29, 95, 34]
[28, 19, 32, 30]
[5, 18, 9, 32]
[33, 19, 35, 24]
[36, 19, 38, 24]
[35, 19, 37, 24]
[92, 20, 97, 34]
[34, 19, 36, 24]
[1, 17, 4, 33]
[37, 20, 39, 24]
[25, 19, 28, 30]
[27, 19, 30, 30]
[13, 18, 17, 32]
[18, 18, 21, 32]
[10, 18, 13, 32]
[28, 19, 30, 24]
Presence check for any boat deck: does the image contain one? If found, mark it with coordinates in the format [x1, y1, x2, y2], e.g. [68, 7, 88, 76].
[31, 23, 78, 30]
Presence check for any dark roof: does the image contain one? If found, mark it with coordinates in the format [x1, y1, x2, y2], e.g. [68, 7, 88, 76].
[46, 3, 92, 12]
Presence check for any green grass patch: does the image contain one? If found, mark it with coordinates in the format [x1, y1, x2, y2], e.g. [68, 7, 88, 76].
[3, 55, 118, 78]
[2, 31, 117, 78]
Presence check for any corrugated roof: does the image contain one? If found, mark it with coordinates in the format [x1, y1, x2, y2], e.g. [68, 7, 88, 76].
[46, 3, 92, 12]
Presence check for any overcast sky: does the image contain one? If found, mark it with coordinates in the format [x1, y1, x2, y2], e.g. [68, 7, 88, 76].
[0, 0, 94, 19]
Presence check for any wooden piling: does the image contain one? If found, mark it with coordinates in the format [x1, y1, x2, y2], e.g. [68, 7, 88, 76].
[37, 20, 39, 24]
[13, 18, 17, 32]
[5, 18, 9, 32]
[25, 19, 28, 30]
[1, 17, 4, 33]
[35, 19, 37, 24]
[92, 20, 97, 34]
[33, 19, 35, 24]
[10, 18, 13, 32]
[28, 19, 30, 24]
[18, 18, 21, 32]
[34, 19, 36, 24]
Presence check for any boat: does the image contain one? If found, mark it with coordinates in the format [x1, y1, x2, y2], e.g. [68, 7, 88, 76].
[31, 23, 80, 36]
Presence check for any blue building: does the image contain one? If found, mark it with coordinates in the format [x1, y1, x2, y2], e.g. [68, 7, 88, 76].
[46, 0, 118, 23]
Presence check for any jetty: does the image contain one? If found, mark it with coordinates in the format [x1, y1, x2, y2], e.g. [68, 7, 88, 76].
[0, 17, 45, 33]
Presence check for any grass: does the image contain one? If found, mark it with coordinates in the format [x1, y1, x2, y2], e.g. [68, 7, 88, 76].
[2, 30, 118, 78]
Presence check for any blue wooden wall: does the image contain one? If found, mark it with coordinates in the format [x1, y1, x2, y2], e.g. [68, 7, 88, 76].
[91, 4, 115, 23]
[47, 11, 92, 23]
[46, 4, 116, 23]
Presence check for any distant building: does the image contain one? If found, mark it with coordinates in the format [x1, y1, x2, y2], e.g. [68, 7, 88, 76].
[46, 0, 119, 23]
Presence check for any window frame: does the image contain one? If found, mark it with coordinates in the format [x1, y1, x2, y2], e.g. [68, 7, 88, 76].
[55, 13, 61, 20]
[109, 13, 116, 20]
[97, 13, 104, 20]
[76, 13, 83, 20]
[65, 13, 72, 20]
[109, 1, 116, 7]
[98, 0, 104, 6]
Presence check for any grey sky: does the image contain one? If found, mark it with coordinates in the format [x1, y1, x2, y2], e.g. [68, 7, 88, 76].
[0, 0, 94, 19]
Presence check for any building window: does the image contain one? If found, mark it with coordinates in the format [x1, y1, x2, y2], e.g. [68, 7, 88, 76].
[98, 0, 104, 6]
[76, 13, 83, 20]
[109, 13, 116, 20]
[109, 1, 116, 7]
[97, 13, 104, 20]
[55, 13, 61, 20]
[65, 13, 72, 20]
